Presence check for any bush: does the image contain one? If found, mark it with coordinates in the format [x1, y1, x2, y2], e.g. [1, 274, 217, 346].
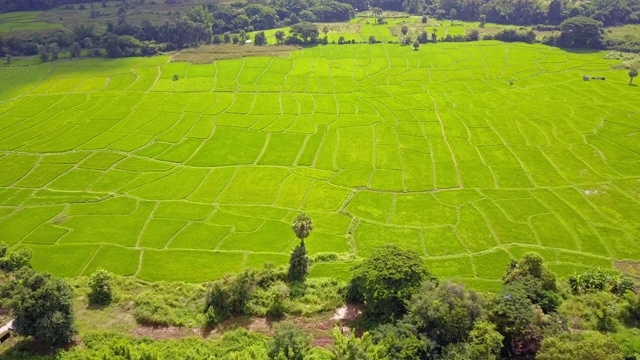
[268, 322, 311, 360]
[467, 29, 480, 41]
[88, 268, 114, 305]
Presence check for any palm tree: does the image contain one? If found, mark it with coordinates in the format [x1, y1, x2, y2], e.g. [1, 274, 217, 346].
[629, 69, 638, 85]
[569, 274, 583, 294]
[291, 213, 313, 246]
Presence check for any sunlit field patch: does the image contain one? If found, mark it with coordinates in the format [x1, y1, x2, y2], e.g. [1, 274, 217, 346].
[0, 42, 639, 291]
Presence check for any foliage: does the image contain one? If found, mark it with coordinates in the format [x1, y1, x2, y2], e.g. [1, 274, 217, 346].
[204, 268, 263, 325]
[408, 281, 483, 347]
[468, 321, 503, 360]
[290, 22, 319, 43]
[268, 322, 311, 360]
[492, 29, 537, 44]
[88, 268, 114, 305]
[504, 252, 556, 292]
[371, 320, 434, 359]
[288, 243, 309, 282]
[568, 267, 635, 295]
[332, 326, 387, 359]
[350, 245, 431, 321]
[557, 17, 605, 48]
[488, 284, 539, 358]
[254, 31, 267, 46]
[291, 213, 314, 243]
[629, 68, 638, 84]
[0, 267, 75, 348]
[537, 332, 624, 360]
[558, 290, 621, 332]
[0, 247, 32, 271]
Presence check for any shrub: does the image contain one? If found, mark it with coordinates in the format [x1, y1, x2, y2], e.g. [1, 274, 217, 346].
[88, 268, 114, 305]
[268, 322, 311, 360]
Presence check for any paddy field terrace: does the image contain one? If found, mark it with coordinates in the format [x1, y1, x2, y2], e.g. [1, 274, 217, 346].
[0, 42, 639, 291]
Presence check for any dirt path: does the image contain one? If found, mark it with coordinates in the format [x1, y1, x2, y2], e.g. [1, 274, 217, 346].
[0, 320, 13, 334]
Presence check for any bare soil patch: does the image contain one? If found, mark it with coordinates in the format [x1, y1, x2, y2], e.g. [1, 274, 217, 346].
[171, 44, 302, 63]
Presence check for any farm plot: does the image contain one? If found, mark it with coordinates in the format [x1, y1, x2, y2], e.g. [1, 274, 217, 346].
[0, 42, 639, 291]
[0, 11, 62, 33]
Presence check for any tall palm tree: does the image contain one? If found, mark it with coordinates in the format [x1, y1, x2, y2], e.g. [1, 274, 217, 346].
[291, 213, 313, 246]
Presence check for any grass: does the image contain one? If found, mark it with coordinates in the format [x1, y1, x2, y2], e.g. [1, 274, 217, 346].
[0, 41, 639, 292]
[0, 11, 62, 33]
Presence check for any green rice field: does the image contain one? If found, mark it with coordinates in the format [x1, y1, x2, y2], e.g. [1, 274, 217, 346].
[1, 42, 639, 291]
[0, 11, 63, 33]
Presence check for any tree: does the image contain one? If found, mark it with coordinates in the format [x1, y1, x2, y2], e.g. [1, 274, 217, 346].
[431, 29, 437, 43]
[488, 284, 540, 359]
[84, 37, 93, 49]
[290, 22, 319, 43]
[537, 333, 624, 360]
[275, 30, 285, 45]
[479, 14, 486, 28]
[401, 25, 409, 35]
[558, 17, 604, 49]
[0, 268, 76, 348]
[49, 43, 60, 61]
[422, 15, 428, 23]
[468, 321, 503, 360]
[333, 327, 387, 359]
[629, 69, 638, 85]
[449, 9, 457, 23]
[418, 31, 428, 43]
[288, 243, 308, 282]
[369, 35, 377, 44]
[88, 268, 114, 305]
[268, 322, 311, 360]
[0, 247, 32, 271]
[254, 31, 267, 46]
[547, 0, 563, 25]
[70, 42, 81, 58]
[372, 7, 383, 18]
[37, 44, 49, 62]
[323, 26, 329, 37]
[371, 320, 433, 359]
[413, 40, 420, 50]
[408, 281, 483, 347]
[224, 33, 231, 43]
[504, 252, 556, 292]
[187, 5, 214, 27]
[291, 213, 313, 246]
[350, 245, 431, 321]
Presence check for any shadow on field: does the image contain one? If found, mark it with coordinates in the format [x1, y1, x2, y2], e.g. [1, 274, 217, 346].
[556, 47, 603, 54]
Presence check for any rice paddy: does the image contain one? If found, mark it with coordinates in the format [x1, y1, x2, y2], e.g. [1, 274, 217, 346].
[1, 41, 639, 291]
[0, 11, 62, 33]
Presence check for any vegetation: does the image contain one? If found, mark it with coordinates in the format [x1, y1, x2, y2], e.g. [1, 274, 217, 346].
[349, 245, 431, 321]
[0, 268, 76, 348]
[88, 268, 114, 305]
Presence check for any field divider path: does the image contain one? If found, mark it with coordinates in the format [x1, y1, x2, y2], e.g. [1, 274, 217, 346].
[135, 201, 159, 248]
[79, 245, 103, 276]
[427, 91, 462, 188]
